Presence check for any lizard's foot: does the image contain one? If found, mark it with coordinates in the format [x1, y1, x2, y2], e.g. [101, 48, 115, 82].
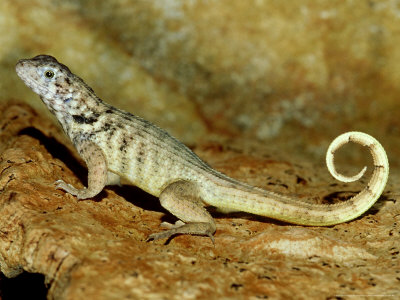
[55, 180, 93, 200]
[147, 222, 215, 244]
[55, 179, 80, 195]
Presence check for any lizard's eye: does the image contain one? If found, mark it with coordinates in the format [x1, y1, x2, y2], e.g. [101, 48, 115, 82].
[44, 70, 55, 78]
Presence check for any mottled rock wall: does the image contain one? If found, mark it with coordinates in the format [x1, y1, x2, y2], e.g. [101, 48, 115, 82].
[1, 0, 400, 160]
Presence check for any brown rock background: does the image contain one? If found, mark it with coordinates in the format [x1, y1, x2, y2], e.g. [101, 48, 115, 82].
[0, 0, 399, 299]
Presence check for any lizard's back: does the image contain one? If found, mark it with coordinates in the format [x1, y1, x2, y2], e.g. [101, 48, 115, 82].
[91, 104, 223, 196]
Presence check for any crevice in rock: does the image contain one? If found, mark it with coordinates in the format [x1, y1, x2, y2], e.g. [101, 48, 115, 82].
[0, 272, 47, 300]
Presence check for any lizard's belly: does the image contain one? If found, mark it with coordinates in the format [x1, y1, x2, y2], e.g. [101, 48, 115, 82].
[110, 164, 203, 197]
[106, 152, 202, 197]
[95, 131, 207, 197]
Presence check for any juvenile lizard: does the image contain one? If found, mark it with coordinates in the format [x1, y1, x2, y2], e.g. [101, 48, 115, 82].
[15, 55, 389, 242]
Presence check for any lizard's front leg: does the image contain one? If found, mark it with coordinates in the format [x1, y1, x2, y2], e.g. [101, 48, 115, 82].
[56, 140, 108, 199]
[147, 180, 216, 243]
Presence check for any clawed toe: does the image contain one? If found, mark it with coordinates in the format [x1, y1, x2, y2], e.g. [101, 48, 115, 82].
[54, 180, 74, 192]
[146, 230, 176, 242]
[146, 221, 216, 244]
[54, 180, 86, 198]
[54, 179, 67, 189]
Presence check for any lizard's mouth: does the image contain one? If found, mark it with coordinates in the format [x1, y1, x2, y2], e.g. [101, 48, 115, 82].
[15, 59, 29, 81]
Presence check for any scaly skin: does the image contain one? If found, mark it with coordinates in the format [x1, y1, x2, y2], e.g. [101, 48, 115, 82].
[15, 55, 389, 242]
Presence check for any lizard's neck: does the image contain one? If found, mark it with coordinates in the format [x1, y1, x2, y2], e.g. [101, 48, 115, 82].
[43, 89, 106, 139]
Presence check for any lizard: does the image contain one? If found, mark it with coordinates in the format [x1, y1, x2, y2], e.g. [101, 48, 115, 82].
[15, 55, 389, 242]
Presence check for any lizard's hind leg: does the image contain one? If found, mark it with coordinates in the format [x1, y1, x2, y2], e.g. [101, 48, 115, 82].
[147, 180, 216, 243]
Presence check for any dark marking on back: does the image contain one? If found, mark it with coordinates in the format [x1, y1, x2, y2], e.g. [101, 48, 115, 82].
[72, 115, 98, 124]
[120, 138, 128, 152]
[137, 142, 146, 162]
[122, 114, 132, 122]
[72, 115, 85, 124]
[106, 127, 116, 141]
[102, 123, 111, 131]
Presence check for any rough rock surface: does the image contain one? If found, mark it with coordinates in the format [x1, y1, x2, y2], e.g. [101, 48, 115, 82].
[0, 103, 399, 299]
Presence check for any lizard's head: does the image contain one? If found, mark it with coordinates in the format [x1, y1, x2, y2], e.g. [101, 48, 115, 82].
[15, 55, 92, 114]
[16, 55, 73, 99]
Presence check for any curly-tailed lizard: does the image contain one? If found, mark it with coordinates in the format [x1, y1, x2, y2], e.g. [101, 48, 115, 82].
[15, 55, 389, 242]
